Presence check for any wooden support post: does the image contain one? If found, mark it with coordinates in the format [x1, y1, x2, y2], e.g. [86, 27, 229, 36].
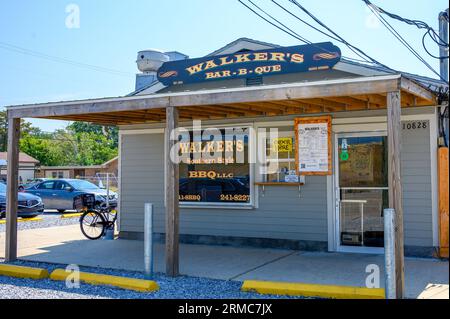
[386, 91, 405, 299]
[165, 106, 179, 277]
[5, 116, 20, 262]
[438, 147, 449, 258]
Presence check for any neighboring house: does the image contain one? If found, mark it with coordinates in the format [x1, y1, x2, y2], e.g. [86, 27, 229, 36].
[0, 152, 40, 183]
[36, 157, 118, 179]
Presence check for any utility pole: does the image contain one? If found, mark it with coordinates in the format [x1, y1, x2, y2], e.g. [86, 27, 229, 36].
[439, 9, 449, 147]
[438, 8, 450, 262]
[439, 9, 449, 82]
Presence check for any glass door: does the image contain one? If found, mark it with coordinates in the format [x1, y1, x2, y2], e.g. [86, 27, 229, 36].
[336, 133, 389, 252]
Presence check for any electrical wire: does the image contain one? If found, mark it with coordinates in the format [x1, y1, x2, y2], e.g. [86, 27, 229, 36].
[362, 0, 449, 59]
[0, 41, 134, 77]
[271, 0, 340, 43]
[238, 0, 376, 65]
[237, 0, 309, 46]
[242, 0, 311, 45]
[423, 33, 448, 59]
[287, 0, 396, 73]
[238, 0, 374, 63]
[365, 3, 447, 83]
[271, 0, 372, 64]
[423, 29, 449, 59]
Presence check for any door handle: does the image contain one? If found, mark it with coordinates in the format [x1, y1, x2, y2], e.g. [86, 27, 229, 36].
[52, 194, 57, 196]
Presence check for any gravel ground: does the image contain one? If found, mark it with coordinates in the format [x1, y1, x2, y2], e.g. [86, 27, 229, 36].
[0, 212, 79, 232]
[0, 211, 301, 299]
[0, 259, 301, 299]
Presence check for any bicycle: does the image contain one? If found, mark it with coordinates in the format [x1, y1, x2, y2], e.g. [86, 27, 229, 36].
[75, 194, 118, 240]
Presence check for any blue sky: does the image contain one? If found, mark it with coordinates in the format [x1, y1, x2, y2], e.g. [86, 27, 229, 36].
[0, 0, 448, 131]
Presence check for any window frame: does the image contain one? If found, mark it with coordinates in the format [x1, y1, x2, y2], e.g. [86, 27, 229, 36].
[261, 130, 300, 184]
[175, 124, 255, 209]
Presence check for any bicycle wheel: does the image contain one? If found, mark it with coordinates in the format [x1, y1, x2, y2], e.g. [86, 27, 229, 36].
[80, 210, 106, 240]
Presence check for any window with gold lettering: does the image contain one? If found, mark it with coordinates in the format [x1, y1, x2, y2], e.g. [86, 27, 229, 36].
[179, 127, 251, 205]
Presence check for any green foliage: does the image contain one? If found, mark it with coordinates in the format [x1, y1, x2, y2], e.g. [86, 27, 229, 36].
[68, 122, 119, 148]
[0, 111, 118, 166]
[19, 135, 63, 166]
[0, 111, 7, 152]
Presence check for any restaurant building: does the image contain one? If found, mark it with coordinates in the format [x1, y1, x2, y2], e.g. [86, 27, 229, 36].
[4, 38, 449, 275]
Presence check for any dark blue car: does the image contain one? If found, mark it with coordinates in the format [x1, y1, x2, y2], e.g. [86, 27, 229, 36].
[0, 182, 44, 219]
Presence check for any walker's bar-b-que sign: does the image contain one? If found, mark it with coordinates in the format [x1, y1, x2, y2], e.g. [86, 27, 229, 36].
[295, 116, 332, 176]
[157, 42, 341, 86]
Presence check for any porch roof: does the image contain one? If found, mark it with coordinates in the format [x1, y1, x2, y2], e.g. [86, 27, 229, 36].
[6, 74, 436, 125]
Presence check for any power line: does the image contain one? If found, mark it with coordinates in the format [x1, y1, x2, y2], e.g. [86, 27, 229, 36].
[362, 0, 448, 45]
[245, 0, 312, 46]
[362, 0, 449, 58]
[271, 0, 340, 42]
[423, 29, 449, 59]
[237, 0, 310, 45]
[238, 0, 375, 64]
[0, 41, 134, 77]
[270, 0, 372, 64]
[287, 0, 396, 73]
[365, 3, 447, 83]
[238, 0, 363, 60]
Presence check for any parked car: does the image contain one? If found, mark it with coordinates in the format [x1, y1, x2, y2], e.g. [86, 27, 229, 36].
[0, 182, 44, 219]
[24, 179, 118, 213]
[18, 178, 49, 191]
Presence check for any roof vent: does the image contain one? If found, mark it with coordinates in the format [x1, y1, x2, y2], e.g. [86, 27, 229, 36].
[136, 49, 170, 74]
[246, 76, 263, 86]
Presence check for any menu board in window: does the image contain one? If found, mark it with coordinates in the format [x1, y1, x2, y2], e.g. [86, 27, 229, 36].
[295, 116, 332, 176]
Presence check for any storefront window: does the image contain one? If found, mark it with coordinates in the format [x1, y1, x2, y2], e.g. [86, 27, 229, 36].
[179, 127, 251, 205]
[338, 136, 388, 188]
[262, 131, 300, 183]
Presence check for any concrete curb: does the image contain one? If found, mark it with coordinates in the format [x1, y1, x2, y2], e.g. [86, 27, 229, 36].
[50, 269, 159, 292]
[241, 280, 385, 299]
[0, 217, 43, 225]
[0, 264, 49, 280]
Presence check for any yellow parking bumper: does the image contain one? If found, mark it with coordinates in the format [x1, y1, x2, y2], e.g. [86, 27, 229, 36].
[0, 264, 49, 280]
[50, 269, 159, 292]
[241, 280, 385, 299]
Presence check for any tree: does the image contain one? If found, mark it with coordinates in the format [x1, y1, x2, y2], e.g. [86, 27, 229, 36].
[0, 111, 7, 152]
[68, 122, 118, 148]
[1, 113, 119, 167]
[20, 128, 118, 166]
[19, 135, 62, 166]
[0, 110, 45, 152]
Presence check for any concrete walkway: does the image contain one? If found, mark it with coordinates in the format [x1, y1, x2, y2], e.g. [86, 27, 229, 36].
[1, 225, 448, 299]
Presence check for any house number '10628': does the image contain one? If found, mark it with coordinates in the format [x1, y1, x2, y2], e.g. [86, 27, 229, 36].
[402, 121, 428, 130]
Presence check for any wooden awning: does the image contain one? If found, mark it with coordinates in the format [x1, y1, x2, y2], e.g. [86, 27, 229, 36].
[6, 75, 436, 124]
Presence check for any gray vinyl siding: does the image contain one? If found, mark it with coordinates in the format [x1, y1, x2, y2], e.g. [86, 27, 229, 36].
[119, 115, 435, 249]
[120, 134, 165, 233]
[119, 133, 328, 242]
[401, 120, 433, 247]
[179, 178, 327, 242]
